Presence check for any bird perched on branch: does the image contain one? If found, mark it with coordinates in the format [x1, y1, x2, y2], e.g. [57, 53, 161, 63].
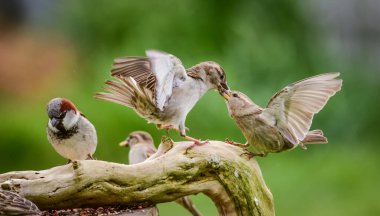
[46, 98, 97, 162]
[224, 73, 342, 156]
[96, 50, 230, 144]
[0, 190, 41, 216]
[119, 131, 203, 216]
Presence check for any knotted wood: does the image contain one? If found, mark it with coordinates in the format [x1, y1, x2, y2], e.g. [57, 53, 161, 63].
[0, 141, 274, 216]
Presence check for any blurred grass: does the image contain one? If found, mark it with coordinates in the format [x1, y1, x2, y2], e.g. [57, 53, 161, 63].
[0, 0, 379, 215]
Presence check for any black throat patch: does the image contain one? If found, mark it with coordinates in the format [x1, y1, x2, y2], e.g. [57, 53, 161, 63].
[49, 124, 79, 140]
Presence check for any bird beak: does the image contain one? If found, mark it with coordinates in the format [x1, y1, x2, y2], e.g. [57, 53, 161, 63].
[218, 84, 231, 100]
[119, 140, 129, 147]
[51, 118, 59, 127]
[220, 81, 230, 91]
[222, 91, 231, 100]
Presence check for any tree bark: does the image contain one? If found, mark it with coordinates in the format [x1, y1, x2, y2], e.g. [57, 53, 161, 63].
[0, 140, 274, 216]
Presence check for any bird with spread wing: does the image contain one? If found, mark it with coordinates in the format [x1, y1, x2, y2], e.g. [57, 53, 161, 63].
[96, 50, 230, 144]
[225, 73, 342, 156]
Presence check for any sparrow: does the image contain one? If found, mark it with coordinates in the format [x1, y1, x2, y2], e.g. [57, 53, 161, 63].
[46, 98, 97, 162]
[96, 50, 230, 144]
[119, 131, 202, 216]
[0, 190, 41, 215]
[118, 131, 156, 165]
[224, 73, 342, 156]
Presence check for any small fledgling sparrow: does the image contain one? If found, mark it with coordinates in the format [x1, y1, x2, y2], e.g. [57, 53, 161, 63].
[96, 50, 230, 144]
[0, 190, 41, 215]
[225, 73, 342, 156]
[46, 98, 97, 162]
[119, 131, 156, 165]
[119, 131, 202, 216]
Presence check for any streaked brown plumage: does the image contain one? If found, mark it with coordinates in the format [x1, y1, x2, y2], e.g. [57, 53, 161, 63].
[0, 190, 41, 215]
[225, 73, 342, 156]
[119, 131, 202, 216]
[96, 50, 229, 144]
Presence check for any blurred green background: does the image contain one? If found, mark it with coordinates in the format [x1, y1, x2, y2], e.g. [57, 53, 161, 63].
[0, 0, 379, 215]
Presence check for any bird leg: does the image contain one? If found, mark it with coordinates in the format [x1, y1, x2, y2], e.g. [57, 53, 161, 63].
[240, 150, 265, 158]
[157, 124, 189, 131]
[86, 154, 94, 160]
[182, 135, 210, 146]
[225, 138, 249, 148]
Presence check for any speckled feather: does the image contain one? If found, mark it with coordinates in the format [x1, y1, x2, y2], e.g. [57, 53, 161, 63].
[0, 190, 41, 216]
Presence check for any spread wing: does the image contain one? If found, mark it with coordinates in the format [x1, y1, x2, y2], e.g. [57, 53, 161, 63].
[109, 50, 188, 111]
[263, 73, 342, 144]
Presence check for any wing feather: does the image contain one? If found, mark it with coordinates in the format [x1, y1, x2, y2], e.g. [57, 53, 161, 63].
[145, 50, 188, 110]
[265, 73, 342, 144]
[107, 50, 187, 111]
[95, 77, 158, 121]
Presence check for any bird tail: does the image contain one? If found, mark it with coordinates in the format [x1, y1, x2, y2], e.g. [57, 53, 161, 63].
[95, 78, 136, 108]
[302, 129, 328, 144]
[175, 196, 203, 216]
[95, 77, 156, 118]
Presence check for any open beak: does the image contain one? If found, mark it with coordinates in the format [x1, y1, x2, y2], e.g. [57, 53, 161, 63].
[218, 83, 231, 100]
[222, 91, 231, 100]
[119, 140, 129, 147]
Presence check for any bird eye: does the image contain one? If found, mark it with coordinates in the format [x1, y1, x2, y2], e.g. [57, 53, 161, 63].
[232, 93, 238, 97]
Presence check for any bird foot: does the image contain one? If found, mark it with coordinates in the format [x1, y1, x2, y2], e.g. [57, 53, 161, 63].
[225, 138, 249, 148]
[185, 139, 209, 154]
[240, 150, 265, 159]
[183, 135, 209, 146]
[157, 124, 189, 131]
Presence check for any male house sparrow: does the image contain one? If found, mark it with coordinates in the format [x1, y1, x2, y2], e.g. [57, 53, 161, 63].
[46, 98, 97, 162]
[0, 190, 41, 215]
[225, 73, 342, 156]
[96, 50, 230, 144]
[119, 131, 202, 216]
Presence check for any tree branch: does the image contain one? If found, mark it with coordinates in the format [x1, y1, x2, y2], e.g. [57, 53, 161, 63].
[0, 141, 274, 216]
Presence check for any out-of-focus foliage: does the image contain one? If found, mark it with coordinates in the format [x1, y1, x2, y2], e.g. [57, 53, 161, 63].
[0, 0, 379, 215]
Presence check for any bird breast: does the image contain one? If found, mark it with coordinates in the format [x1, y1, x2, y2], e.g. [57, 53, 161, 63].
[159, 78, 208, 124]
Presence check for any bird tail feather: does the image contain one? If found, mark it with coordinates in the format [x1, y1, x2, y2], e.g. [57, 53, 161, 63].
[302, 129, 328, 144]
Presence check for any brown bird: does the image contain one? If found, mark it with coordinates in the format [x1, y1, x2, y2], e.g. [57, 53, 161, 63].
[96, 50, 230, 144]
[224, 73, 342, 156]
[0, 190, 41, 215]
[119, 131, 203, 216]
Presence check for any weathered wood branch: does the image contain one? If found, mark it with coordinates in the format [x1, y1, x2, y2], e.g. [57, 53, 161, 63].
[0, 141, 274, 216]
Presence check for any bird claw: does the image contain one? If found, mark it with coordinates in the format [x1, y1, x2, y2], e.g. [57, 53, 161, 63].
[240, 150, 264, 159]
[194, 139, 209, 145]
[184, 139, 209, 154]
[225, 138, 248, 148]
[225, 138, 235, 144]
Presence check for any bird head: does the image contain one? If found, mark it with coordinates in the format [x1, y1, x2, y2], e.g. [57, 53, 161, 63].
[119, 131, 154, 148]
[199, 61, 230, 99]
[225, 91, 255, 116]
[47, 98, 80, 132]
